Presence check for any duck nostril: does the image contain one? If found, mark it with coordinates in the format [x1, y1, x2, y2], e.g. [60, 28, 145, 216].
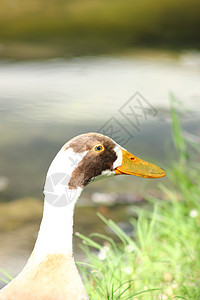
[130, 157, 136, 161]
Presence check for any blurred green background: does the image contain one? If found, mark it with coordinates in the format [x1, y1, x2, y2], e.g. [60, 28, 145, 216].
[0, 0, 200, 59]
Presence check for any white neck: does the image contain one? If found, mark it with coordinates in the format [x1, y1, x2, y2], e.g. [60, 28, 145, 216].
[30, 142, 122, 265]
[33, 191, 81, 263]
[32, 147, 86, 264]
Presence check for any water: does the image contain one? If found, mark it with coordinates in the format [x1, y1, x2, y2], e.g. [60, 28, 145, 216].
[0, 55, 199, 126]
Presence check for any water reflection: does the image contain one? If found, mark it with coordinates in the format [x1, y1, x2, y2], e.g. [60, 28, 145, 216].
[0, 56, 199, 125]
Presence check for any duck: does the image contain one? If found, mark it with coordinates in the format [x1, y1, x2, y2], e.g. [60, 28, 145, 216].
[0, 132, 166, 300]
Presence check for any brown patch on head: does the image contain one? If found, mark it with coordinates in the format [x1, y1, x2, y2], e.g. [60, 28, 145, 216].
[65, 133, 118, 189]
[65, 133, 113, 153]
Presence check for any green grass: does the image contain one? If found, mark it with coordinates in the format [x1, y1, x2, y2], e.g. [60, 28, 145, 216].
[76, 98, 200, 299]
[0, 268, 13, 285]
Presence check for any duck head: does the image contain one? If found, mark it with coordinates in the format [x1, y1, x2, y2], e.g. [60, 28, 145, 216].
[64, 132, 165, 188]
[44, 132, 165, 207]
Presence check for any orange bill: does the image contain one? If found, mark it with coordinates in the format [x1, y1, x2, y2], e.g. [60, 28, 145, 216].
[115, 149, 166, 179]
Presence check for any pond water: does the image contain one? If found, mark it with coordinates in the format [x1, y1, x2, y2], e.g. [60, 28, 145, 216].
[0, 54, 200, 126]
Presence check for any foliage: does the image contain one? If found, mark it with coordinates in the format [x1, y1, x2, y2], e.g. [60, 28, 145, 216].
[77, 97, 200, 299]
[0, 0, 200, 57]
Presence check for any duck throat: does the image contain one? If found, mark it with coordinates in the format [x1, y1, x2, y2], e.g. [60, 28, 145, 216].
[32, 147, 86, 263]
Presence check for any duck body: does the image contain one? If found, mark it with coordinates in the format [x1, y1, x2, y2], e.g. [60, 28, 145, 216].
[0, 254, 87, 300]
[0, 133, 165, 300]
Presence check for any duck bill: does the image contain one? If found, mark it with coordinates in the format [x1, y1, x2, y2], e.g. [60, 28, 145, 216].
[115, 149, 166, 179]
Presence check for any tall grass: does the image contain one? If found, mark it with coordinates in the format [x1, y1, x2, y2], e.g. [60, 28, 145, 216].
[77, 98, 200, 299]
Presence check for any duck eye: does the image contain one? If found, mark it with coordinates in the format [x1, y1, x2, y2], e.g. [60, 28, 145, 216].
[94, 144, 104, 152]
